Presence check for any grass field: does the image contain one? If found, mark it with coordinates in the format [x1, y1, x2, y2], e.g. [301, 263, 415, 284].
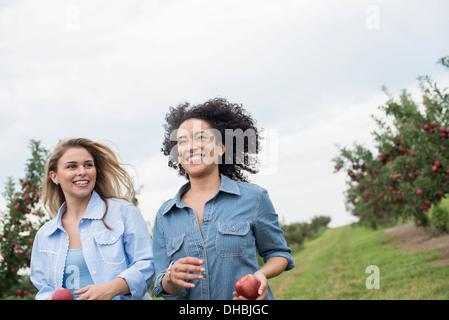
[269, 225, 449, 299]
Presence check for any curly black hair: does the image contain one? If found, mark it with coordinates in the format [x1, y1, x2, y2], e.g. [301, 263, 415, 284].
[161, 97, 262, 182]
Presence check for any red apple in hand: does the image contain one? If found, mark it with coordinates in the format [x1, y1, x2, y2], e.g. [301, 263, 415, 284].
[235, 274, 261, 300]
[51, 288, 74, 300]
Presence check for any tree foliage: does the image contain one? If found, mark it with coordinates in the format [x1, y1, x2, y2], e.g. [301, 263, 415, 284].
[282, 215, 331, 248]
[0, 140, 50, 299]
[333, 56, 449, 230]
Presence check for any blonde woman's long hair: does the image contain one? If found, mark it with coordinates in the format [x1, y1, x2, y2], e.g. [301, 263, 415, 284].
[42, 138, 135, 229]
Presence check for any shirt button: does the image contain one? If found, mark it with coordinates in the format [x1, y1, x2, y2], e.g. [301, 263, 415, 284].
[203, 217, 208, 222]
[231, 227, 236, 232]
[84, 247, 88, 252]
[81, 229, 85, 233]
[92, 270, 97, 275]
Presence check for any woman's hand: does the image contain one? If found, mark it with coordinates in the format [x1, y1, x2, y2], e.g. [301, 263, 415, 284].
[232, 257, 288, 300]
[162, 257, 205, 294]
[75, 278, 129, 300]
[232, 270, 268, 300]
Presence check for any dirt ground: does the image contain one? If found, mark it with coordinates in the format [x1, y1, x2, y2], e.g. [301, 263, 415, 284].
[384, 221, 449, 266]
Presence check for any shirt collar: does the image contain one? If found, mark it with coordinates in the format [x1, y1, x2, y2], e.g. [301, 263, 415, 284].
[161, 174, 241, 215]
[45, 191, 106, 236]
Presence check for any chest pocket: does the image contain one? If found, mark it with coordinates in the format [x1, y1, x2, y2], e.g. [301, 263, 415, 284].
[166, 234, 188, 260]
[94, 222, 126, 265]
[38, 249, 58, 280]
[216, 221, 250, 257]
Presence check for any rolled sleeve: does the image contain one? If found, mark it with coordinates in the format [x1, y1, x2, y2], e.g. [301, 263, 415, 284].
[119, 204, 155, 299]
[152, 211, 187, 300]
[254, 188, 295, 271]
[117, 267, 147, 299]
[153, 270, 188, 300]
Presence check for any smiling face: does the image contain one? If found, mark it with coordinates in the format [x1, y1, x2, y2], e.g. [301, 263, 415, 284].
[176, 118, 225, 179]
[49, 147, 97, 202]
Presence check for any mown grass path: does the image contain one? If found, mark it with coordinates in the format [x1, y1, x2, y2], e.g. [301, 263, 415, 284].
[269, 225, 449, 299]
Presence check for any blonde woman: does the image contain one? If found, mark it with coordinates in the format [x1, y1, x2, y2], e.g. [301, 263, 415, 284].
[30, 138, 154, 300]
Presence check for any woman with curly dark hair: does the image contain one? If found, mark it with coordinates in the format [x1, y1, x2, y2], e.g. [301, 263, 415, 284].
[152, 98, 294, 300]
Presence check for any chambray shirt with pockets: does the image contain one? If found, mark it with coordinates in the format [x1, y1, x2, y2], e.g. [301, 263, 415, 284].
[152, 174, 295, 300]
[30, 191, 155, 300]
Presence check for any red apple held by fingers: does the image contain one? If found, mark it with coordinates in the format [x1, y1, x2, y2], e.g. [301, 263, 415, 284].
[51, 288, 73, 300]
[235, 274, 261, 300]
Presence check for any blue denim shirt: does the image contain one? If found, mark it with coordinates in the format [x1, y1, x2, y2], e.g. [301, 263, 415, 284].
[30, 191, 155, 300]
[153, 174, 295, 300]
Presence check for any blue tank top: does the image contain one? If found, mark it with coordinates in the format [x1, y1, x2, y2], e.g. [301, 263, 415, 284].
[62, 248, 94, 299]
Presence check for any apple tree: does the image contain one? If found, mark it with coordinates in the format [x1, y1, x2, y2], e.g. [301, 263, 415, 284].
[0, 140, 50, 299]
[333, 56, 449, 230]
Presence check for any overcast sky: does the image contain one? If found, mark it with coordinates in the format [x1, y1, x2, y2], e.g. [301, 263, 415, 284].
[1, 0, 449, 228]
